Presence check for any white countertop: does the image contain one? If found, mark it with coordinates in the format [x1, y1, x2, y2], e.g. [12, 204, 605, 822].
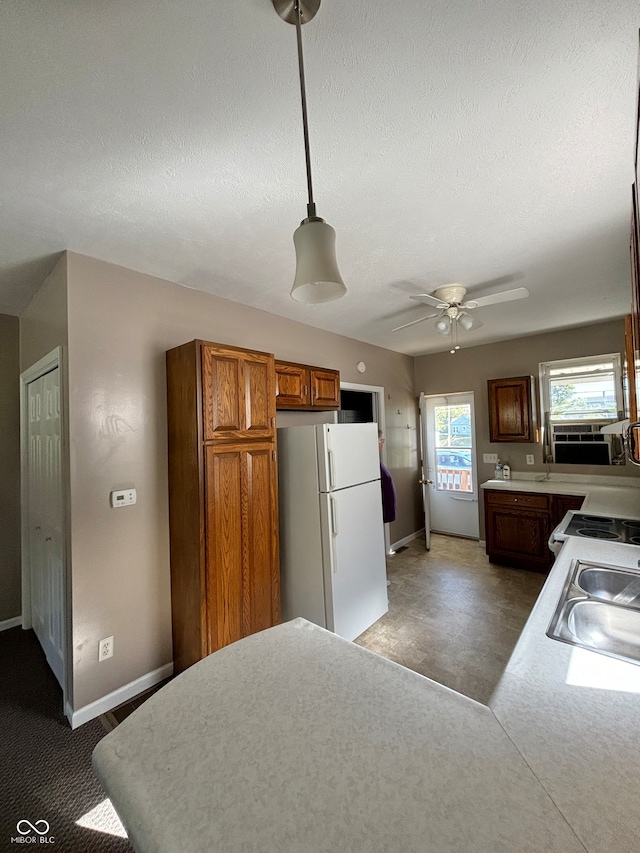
[93, 619, 587, 853]
[481, 474, 640, 518]
[490, 536, 640, 853]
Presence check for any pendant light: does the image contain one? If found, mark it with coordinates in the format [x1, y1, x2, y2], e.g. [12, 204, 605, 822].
[273, 0, 347, 303]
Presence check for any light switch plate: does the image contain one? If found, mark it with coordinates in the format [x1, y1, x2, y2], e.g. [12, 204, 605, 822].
[483, 453, 498, 464]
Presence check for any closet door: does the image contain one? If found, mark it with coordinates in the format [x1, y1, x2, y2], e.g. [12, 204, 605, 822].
[27, 367, 64, 687]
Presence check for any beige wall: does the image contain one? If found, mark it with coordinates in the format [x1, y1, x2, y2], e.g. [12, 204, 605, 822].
[19, 254, 68, 372]
[0, 314, 21, 622]
[413, 319, 636, 537]
[64, 252, 421, 709]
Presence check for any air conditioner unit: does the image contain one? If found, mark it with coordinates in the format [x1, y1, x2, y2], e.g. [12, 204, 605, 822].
[551, 422, 613, 465]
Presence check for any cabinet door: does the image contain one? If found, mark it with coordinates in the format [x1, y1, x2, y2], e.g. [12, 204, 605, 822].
[310, 368, 340, 409]
[549, 494, 584, 529]
[204, 442, 279, 652]
[275, 362, 310, 409]
[486, 505, 551, 570]
[488, 376, 537, 442]
[202, 345, 275, 441]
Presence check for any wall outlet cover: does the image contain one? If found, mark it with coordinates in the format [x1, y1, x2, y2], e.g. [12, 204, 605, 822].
[526, 454, 535, 465]
[99, 636, 114, 661]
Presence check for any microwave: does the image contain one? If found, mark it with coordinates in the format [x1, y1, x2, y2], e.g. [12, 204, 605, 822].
[551, 423, 612, 465]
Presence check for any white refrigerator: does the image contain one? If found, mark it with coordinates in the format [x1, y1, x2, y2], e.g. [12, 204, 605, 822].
[277, 422, 388, 641]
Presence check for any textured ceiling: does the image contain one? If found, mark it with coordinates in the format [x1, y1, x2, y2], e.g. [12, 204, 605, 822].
[0, 0, 638, 355]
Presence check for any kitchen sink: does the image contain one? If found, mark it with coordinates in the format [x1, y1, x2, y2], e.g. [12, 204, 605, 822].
[547, 560, 640, 666]
[575, 566, 640, 609]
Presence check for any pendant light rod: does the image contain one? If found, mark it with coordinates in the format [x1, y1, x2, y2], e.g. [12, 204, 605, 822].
[273, 0, 346, 303]
[294, 1, 316, 219]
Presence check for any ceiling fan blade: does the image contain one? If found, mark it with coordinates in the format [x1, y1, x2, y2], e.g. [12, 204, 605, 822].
[465, 287, 529, 309]
[392, 312, 441, 332]
[410, 293, 449, 308]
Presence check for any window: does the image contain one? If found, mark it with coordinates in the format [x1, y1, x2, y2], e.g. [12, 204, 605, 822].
[433, 403, 474, 493]
[539, 354, 623, 423]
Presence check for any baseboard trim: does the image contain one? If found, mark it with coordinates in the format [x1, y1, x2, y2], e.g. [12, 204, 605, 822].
[67, 661, 174, 729]
[0, 615, 22, 632]
[391, 529, 424, 551]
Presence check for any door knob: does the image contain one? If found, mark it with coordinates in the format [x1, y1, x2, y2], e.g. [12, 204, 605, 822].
[420, 479, 433, 485]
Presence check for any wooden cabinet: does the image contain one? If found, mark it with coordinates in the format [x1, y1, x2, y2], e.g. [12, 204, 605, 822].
[549, 493, 584, 529]
[166, 340, 280, 674]
[484, 489, 584, 572]
[488, 376, 537, 442]
[275, 360, 340, 410]
[485, 490, 551, 572]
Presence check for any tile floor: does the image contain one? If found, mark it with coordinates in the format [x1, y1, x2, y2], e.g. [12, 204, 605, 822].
[354, 533, 546, 704]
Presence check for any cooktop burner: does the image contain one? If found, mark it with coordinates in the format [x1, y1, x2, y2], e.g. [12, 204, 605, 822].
[574, 527, 620, 540]
[564, 513, 640, 545]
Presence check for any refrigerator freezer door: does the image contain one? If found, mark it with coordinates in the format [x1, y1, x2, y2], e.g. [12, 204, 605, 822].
[317, 422, 381, 492]
[319, 479, 388, 641]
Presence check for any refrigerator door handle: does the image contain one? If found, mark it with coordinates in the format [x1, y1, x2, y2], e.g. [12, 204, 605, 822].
[327, 448, 336, 490]
[329, 496, 339, 572]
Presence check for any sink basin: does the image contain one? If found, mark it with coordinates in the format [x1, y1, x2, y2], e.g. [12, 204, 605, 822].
[547, 560, 640, 666]
[576, 567, 640, 609]
[568, 600, 640, 661]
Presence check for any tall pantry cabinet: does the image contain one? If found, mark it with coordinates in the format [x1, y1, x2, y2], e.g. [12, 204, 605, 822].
[166, 340, 280, 674]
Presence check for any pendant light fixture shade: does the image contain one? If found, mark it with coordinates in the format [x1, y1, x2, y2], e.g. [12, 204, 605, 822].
[291, 218, 346, 303]
[274, 0, 346, 303]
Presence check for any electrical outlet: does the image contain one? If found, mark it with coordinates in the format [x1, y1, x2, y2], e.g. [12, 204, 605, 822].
[526, 454, 535, 465]
[483, 453, 498, 464]
[99, 636, 114, 662]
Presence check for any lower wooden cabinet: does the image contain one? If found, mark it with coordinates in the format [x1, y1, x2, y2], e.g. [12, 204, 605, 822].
[549, 493, 585, 529]
[485, 490, 551, 572]
[484, 490, 584, 573]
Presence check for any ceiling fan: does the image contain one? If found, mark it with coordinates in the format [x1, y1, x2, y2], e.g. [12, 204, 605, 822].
[392, 283, 529, 352]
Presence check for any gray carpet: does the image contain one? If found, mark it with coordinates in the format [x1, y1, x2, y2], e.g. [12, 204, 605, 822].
[0, 626, 131, 851]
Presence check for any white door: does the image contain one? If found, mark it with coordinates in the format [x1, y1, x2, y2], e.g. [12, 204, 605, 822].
[419, 392, 479, 541]
[27, 367, 65, 687]
[317, 423, 380, 491]
[319, 480, 388, 641]
[418, 393, 432, 551]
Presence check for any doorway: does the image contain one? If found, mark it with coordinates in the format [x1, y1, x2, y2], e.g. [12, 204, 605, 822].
[337, 382, 393, 553]
[419, 391, 479, 545]
[21, 348, 68, 706]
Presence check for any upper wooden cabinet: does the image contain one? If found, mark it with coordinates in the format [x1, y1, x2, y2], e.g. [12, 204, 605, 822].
[201, 343, 276, 441]
[488, 376, 537, 442]
[275, 360, 340, 410]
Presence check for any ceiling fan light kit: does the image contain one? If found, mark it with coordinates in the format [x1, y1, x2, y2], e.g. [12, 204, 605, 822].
[274, 0, 346, 304]
[392, 283, 529, 352]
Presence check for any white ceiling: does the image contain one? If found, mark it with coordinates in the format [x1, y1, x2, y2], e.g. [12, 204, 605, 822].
[1, 0, 638, 355]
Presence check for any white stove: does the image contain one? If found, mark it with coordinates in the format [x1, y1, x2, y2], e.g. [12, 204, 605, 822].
[549, 511, 640, 555]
